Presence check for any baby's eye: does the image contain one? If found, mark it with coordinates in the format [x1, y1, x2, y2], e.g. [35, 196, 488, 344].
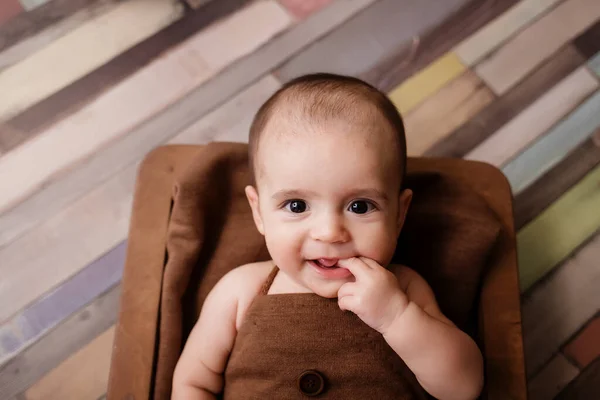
[348, 200, 375, 214]
[284, 200, 307, 213]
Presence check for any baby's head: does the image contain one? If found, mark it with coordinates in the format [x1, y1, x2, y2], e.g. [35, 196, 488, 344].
[245, 73, 412, 297]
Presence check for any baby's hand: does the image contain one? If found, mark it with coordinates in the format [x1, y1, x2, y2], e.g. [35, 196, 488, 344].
[337, 257, 409, 335]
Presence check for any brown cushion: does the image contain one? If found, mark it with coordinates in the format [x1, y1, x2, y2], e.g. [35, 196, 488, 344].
[153, 142, 502, 399]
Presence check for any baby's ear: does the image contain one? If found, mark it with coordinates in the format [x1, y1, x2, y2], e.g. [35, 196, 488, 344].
[396, 189, 413, 236]
[245, 185, 265, 235]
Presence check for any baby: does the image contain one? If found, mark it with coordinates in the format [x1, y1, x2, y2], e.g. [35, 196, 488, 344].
[172, 74, 484, 399]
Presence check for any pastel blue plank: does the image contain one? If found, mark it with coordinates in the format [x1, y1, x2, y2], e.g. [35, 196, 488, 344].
[502, 90, 600, 194]
[589, 52, 600, 76]
[0, 241, 125, 363]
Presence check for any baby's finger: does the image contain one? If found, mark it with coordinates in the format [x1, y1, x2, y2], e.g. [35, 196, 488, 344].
[337, 282, 357, 299]
[337, 257, 371, 279]
[338, 294, 358, 312]
[359, 257, 383, 270]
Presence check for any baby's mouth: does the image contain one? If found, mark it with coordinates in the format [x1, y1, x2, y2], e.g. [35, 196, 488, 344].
[312, 258, 340, 269]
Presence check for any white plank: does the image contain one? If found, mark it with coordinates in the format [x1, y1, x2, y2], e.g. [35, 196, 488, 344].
[475, 0, 600, 94]
[0, 0, 291, 216]
[0, 0, 371, 249]
[0, 0, 184, 120]
[455, 0, 563, 66]
[465, 67, 599, 166]
[0, 1, 117, 71]
[0, 166, 135, 324]
[527, 354, 580, 400]
[522, 233, 600, 377]
[0, 76, 279, 325]
[502, 90, 600, 194]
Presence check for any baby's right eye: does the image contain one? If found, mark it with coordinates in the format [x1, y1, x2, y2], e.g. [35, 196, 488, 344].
[284, 200, 307, 213]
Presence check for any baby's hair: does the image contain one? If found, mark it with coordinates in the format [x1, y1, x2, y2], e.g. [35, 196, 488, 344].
[248, 73, 407, 189]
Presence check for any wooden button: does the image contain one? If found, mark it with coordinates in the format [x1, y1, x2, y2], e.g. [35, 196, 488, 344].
[297, 369, 326, 396]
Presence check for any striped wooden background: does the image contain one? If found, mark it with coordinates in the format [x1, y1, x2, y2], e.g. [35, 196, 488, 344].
[0, 0, 599, 398]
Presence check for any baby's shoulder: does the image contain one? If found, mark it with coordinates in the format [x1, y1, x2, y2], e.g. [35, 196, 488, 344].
[215, 261, 275, 328]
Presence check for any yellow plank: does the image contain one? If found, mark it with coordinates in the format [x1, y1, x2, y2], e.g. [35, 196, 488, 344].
[403, 70, 495, 156]
[0, 0, 184, 120]
[518, 164, 600, 291]
[388, 52, 466, 114]
[24, 326, 115, 400]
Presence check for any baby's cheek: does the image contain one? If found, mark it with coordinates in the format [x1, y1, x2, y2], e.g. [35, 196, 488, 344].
[356, 227, 396, 264]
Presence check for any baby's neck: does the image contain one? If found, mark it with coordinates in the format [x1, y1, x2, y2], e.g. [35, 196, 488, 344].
[267, 268, 313, 295]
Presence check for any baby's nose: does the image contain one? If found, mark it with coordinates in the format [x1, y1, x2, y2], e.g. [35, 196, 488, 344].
[310, 213, 349, 243]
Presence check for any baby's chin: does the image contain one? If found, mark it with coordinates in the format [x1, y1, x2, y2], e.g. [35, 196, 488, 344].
[309, 281, 347, 299]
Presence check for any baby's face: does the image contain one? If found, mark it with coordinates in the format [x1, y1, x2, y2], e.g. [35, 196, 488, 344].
[246, 121, 411, 298]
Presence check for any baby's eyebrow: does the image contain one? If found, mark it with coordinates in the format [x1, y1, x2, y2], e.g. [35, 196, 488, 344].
[347, 189, 389, 202]
[271, 189, 317, 201]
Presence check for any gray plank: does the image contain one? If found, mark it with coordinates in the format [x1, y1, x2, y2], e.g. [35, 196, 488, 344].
[276, 0, 469, 81]
[0, 285, 121, 399]
[522, 233, 600, 378]
[0, 0, 376, 250]
[0, 242, 125, 364]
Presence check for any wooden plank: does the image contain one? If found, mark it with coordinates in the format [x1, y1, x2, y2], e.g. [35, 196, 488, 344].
[0, 1, 126, 71]
[555, 357, 600, 400]
[521, 232, 600, 377]
[590, 52, 600, 76]
[0, 76, 278, 326]
[277, 0, 334, 19]
[573, 20, 600, 59]
[0, 285, 120, 399]
[20, 0, 51, 11]
[0, 165, 135, 325]
[563, 316, 600, 368]
[0, 0, 23, 25]
[0, 242, 125, 363]
[503, 90, 600, 194]
[518, 164, 600, 292]
[527, 354, 580, 400]
[465, 67, 599, 166]
[454, 0, 563, 66]
[5, 0, 255, 147]
[0, 1, 291, 216]
[23, 326, 115, 400]
[0, 0, 107, 52]
[0, 0, 184, 120]
[403, 70, 494, 156]
[362, 0, 520, 92]
[388, 52, 466, 115]
[425, 45, 585, 158]
[514, 129, 600, 229]
[0, 0, 369, 249]
[475, 0, 600, 94]
[276, 0, 469, 82]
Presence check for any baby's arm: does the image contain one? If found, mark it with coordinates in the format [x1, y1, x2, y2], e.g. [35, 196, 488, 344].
[172, 268, 244, 399]
[385, 267, 484, 400]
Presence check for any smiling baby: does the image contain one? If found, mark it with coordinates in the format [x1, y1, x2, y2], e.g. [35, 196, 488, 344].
[172, 74, 484, 400]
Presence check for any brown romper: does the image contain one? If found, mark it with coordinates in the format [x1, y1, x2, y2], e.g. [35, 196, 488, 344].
[223, 267, 429, 399]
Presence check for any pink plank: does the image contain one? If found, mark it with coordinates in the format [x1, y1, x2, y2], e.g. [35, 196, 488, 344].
[563, 316, 600, 368]
[278, 0, 333, 19]
[0, 0, 23, 25]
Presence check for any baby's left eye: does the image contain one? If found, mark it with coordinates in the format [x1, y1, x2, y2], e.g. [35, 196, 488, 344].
[348, 200, 375, 214]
